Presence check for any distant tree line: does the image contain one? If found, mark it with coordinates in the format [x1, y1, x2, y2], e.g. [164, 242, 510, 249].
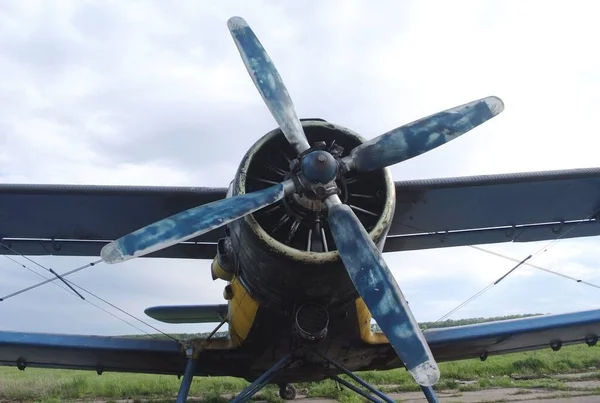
[371, 313, 543, 332]
[125, 313, 544, 340]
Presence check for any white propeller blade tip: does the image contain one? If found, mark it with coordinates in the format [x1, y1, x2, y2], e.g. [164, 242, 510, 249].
[485, 96, 505, 116]
[408, 361, 441, 387]
[227, 16, 247, 31]
[100, 242, 126, 264]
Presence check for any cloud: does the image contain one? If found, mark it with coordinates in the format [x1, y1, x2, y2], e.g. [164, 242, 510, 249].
[1, 0, 600, 339]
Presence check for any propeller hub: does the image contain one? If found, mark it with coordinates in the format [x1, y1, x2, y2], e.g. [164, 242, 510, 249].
[300, 150, 338, 184]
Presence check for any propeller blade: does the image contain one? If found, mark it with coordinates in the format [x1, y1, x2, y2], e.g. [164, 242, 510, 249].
[101, 181, 294, 264]
[326, 196, 440, 386]
[227, 16, 310, 155]
[342, 96, 504, 173]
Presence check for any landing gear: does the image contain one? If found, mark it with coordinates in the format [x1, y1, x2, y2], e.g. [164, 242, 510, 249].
[175, 347, 438, 403]
[230, 353, 293, 403]
[315, 351, 440, 403]
[278, 383, 297, 400]
[176, 351, 197, 403]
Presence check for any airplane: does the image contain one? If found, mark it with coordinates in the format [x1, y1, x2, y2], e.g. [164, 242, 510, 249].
[2, 15, 600, 403]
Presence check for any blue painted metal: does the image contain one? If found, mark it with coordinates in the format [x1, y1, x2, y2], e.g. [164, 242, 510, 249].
[176, 358, 196, 403]
[0, 330, 181, 352]
[1, 309, 600, 375]
[345, 96, 504, 173]
[0, 183, 227, 255]
[383, 220, 600, 253]
[317, 352, 396, 403]
[390, 167, 600, 237]
[101, 182, 289, 264]
[301, 150, 338, 183]
[327, 203, 439, 386]
[421, 386, 440, 403]
[330, 375, 385, 403]
[3, 168, 600, 260]
[229, 353, 292, 403]
[227, 16, 310, 154]
[144, 304, 228, 324]
[425, 308, 600, 345]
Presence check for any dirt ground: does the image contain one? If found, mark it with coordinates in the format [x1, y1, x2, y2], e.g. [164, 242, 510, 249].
[85, 379, 600, 402]
[292, 380, 600, 402]
[295, 389, 598, 402]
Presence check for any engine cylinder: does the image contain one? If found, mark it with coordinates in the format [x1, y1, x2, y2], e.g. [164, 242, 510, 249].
[227, 119, 395, 309]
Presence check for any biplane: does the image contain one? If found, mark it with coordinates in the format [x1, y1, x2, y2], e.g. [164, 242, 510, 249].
[2, 16, 600, 403]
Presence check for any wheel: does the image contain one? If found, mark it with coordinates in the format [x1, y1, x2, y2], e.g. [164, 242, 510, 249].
[278, 383, 297, 400]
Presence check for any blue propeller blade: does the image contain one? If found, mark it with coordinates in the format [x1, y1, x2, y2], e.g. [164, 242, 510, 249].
[227, 16, 310, 155]
[327, 199, 440, 386]
[101, 181, 294, 264]
[342, 96, 504, 173]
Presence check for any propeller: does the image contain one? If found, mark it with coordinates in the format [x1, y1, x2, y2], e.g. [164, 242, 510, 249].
[99, 16, 505, 387]
[101, 180, 295, 264]
[227, 16, 311, 155]
[341, 96, 504, 173]
[326, 195, 439, 385]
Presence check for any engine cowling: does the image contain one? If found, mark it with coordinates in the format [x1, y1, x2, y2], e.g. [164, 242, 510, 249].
[224, 119, 396, 309]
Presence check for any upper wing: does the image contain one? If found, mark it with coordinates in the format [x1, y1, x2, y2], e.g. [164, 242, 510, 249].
[385, 168, 600, 252]
[0, 183, 227, 259]
[2, 167, 600, 259]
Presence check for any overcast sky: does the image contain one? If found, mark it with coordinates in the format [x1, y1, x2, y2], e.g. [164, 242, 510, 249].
[1, 0, 600, 337]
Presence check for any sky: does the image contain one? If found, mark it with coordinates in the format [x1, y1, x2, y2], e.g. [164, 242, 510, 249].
[1, 0, 600, 337]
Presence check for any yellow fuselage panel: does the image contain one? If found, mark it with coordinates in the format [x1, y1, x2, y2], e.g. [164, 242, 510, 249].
[355, 297, 389, 345]
[228, 276, 260, 346]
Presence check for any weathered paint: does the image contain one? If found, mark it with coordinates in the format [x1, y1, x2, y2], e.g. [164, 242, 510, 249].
[3, 307, 600, 377]
[100, 182, 291, 264]
[235, 120, 397, 264]
[355, 297, 389, 344]
[328, 202, 440, 386]
[345, 96, 504, 173]
[227, 16, 310, 155]
[211, 257, 234, 281]
[228, 276, 260, 346]
[301, 150, 338, 183]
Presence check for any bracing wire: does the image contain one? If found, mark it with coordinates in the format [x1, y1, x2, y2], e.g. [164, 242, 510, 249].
[470, 245, 600, 290]
[1, 255, 152, 335]
[0, 247, 180, 343]
[424, 207, 600, 323]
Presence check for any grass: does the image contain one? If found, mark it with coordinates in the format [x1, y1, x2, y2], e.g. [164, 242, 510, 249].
[1, 344, 600, 402]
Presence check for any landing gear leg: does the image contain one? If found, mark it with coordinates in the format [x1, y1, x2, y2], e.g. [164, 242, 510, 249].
[315, 351, 395, 403]
[176, 349, 196, 403]
[316, 351, 440, 403]
[278, 383, 297, 400]
[421, 385, 440, 403]
[230, 353, 293, 403]
[330, 375, 389, 403]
